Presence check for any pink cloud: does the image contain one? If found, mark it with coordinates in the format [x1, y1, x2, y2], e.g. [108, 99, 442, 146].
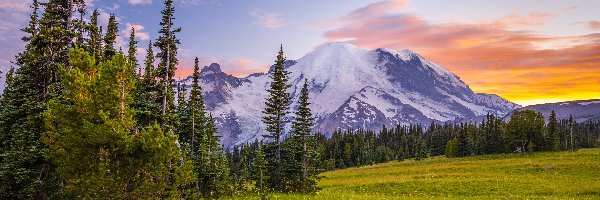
[250, 9, 284, 30]
[321, 1, 600, 103]
[588, 20, 600, 30]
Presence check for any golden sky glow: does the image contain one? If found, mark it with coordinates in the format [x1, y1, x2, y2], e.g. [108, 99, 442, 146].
[322, 0, 600, 106]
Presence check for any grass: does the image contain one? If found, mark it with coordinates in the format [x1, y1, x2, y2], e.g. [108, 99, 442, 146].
[232, 148, 600, 199]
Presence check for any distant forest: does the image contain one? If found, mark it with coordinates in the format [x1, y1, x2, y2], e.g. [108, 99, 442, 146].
[0, 0, 598, 199]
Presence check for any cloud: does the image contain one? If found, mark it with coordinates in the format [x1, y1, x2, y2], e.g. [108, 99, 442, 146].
[321, 0, 600, 104]
[128, 0, 152, 5]
[250, 9, 284, 30]
[0, 1, 28, 12]
[493, 12, 555, 28]
[124, 23, 150, 40]
[587, 20, 600, 30]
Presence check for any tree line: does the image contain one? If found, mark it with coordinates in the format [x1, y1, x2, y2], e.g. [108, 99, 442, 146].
[228, 112, 599, 177]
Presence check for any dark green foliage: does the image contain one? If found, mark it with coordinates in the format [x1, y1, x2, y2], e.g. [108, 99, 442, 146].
[0, 0, 86, 198]
[4, 67, 14, 88]
[154, 0, 181, 128]
[262, 45, 292, 191]
[286, 79, 321, 193]
[252, 144, 268, 199]
[88, 9, 103, 61]
[132, 41, 160, 128]
[546, 110, 560, 151]
[507, 110, 546, 152]
[103, 14, 118, 59]
[44, 47, 197, 198]
[128, 27, 139, 72]
[445, 138, 458, 158]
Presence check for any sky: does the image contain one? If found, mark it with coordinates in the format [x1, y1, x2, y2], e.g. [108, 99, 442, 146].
[0, 0, 598, 106]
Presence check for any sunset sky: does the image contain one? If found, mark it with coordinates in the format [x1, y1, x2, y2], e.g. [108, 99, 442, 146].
[0, 0, 598, 106]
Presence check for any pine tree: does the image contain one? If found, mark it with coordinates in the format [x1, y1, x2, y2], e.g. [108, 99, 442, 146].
[547, 110, 560, 151]
[43, 47, 197, 198]
[252, 144, 269, 199]
[0, 0, 85, 198]
[103, 14, 118, 59]
[128, 27, 139, 72]
[183, 57, 206, 151]
[154, 0, 181, 128]
[290, 79, 320, 193]
[4, 67, 14, 88]
[261, 45, 292, 191]
[197, 114, 230, 198]
[569, 114, 575, 151]
[133, 41, 160, 128]
[88, 9, 103, 61]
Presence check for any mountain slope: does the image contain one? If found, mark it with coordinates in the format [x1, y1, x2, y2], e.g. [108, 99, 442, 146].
[182, 43, 520, 147]
[504, 99, 600, 123]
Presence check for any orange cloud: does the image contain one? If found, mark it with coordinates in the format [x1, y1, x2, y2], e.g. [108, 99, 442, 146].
[323, 1, 600, 106]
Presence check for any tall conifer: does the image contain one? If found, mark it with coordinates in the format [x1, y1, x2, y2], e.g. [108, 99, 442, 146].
[262, 45, 292, 191]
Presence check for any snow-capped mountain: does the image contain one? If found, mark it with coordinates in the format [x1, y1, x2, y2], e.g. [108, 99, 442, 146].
[179, 43, 520, 147]
[504, 99, 600, 123]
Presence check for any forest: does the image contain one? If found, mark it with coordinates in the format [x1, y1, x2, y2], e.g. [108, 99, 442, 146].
[0, 0, 599, 199]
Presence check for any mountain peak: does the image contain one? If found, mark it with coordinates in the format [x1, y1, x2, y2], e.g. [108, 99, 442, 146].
[313, 42, 366, 54]
[201, 63, 222, 75]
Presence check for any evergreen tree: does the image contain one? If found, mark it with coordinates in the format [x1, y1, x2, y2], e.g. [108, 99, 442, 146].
[88, 9, 103, 61]
[184, 57, 206, 150]
[568, 114, 575, 151]
[507, 110, 546, 152]
[103, 14, 118, 59]
[289, 79, 320, 193]
[4, 67, 14, 88]
[0, 0, 85, 198]
[445, 137, 458, 158]
[154, 0, 181, 128]
[547, 110, 560, 151]
[133, 41, 160, 128]
[196, 114, 230, 198]
[43, 47, 197, 198]
[128, 27, 139, 72]
[252, 144, 268, 199]
[261, 45, 292, 191]
[456, 124, 470, 157]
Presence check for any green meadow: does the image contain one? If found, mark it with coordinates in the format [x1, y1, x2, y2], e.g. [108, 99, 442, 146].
[235, 148, 600, 199]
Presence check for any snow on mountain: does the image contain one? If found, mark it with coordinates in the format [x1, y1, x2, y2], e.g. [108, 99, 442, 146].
[179, 42, 520, 147]
[504, 99, 600, 123]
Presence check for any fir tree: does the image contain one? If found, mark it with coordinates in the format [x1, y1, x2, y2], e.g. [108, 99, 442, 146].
[197, 114, 230, 198]
[103, 14, 118, 59]
[261, 45, 292, 191]
[133, 41, 160, 128]
[547, 110, 560, 151]
[0, 0, 85, 198]
[290, 79, 320, 193]
[154, 0, 181, 128]
[43, 47, 197, 198]
[88, 9, 103, 61]
[252, 144, 268, 199]
[4, 67, 14, 88]
[128, 27, 139, 72]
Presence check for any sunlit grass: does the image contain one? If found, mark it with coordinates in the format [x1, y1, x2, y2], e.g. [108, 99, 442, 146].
[232, 148, 600, 199]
